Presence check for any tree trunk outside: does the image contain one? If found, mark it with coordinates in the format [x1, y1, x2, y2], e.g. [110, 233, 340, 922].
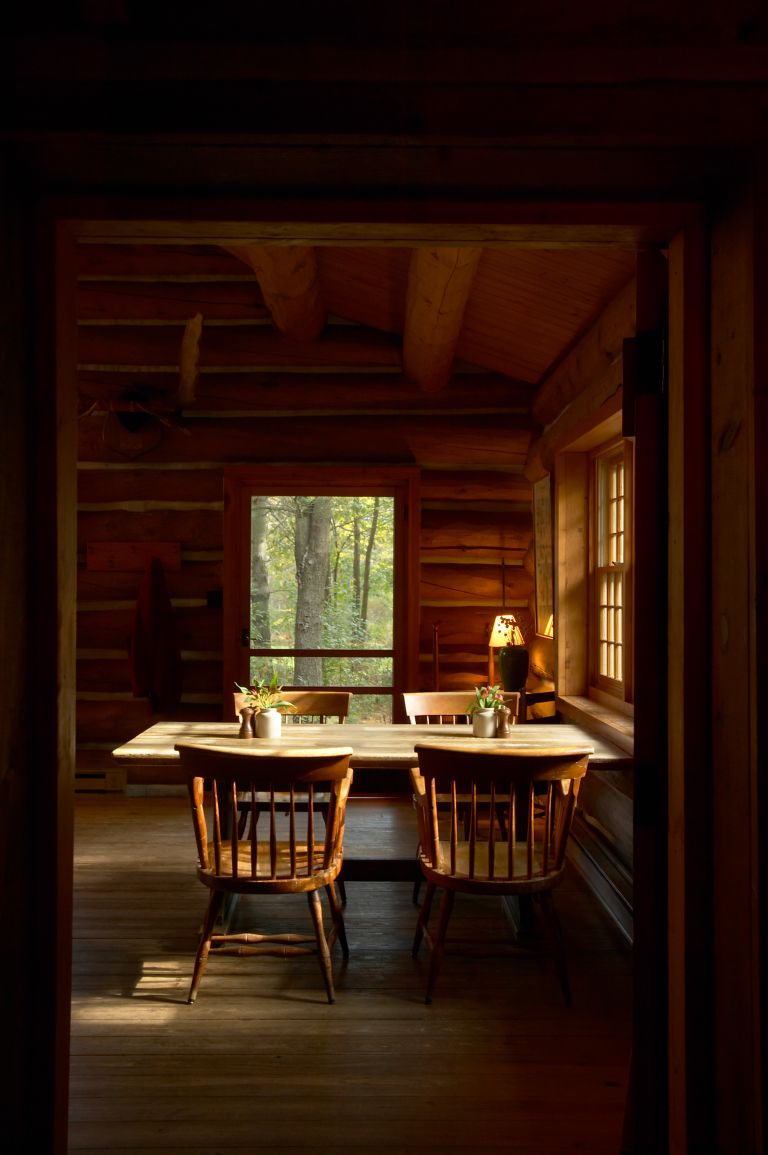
[250, 497, 271, 647]
[294, 496, 331, 684]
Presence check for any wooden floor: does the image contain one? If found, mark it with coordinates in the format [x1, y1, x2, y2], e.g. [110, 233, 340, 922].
[70, 793, 633, 1154]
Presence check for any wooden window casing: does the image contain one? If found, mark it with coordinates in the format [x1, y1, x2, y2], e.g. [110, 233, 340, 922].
[222, 464, 421, 722]
[554, 405, 635, 719]
[590, 439, 634, 703]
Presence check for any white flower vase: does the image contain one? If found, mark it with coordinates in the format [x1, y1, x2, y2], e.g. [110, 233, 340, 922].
[255, 708, 282, 739]
[472, 708, 497, 738]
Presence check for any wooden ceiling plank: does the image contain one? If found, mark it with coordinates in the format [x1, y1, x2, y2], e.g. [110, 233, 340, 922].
[403, 247, 483, 392]
[223, 243, 326, 341]
[532, 274, 637, 425]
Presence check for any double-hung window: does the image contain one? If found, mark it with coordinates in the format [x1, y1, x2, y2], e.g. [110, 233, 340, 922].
[592, 440, 632, 699]
[555, 411, 634, 721]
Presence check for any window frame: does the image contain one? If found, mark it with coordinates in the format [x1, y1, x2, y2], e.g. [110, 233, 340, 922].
[589, 437, 634, 703]
[554, 404, 635, 734]
[222, 464, 421, 721]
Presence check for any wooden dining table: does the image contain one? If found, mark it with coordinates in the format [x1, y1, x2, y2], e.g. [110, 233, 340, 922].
[112, 719, 629, 778]
[112, 720, 630, 881]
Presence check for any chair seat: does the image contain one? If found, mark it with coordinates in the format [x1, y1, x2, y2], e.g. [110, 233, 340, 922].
[420, 840, 567, 891]
[199, 839, 343, 888]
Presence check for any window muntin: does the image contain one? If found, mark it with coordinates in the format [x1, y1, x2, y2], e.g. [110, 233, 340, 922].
[223, 465, 420, 725]
[247, 495, 394, 719]
[592, 441, 632, 699]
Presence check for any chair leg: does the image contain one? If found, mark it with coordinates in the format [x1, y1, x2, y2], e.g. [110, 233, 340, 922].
[536, 891, 571, 1007]
[188, 890, 224, 1004]
[325, 883, 349, 959]
[424, 889, 455, 1004]
[412, 847, 422, 904]
[336, 874, 347, 905]
[307, 890, 336, 1004]
[412, 880, 436, 957]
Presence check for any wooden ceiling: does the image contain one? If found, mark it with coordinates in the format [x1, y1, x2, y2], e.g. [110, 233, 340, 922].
[76, 240, 637, 421]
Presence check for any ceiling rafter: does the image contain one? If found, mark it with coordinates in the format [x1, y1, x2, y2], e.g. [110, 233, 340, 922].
[223, 244, 326, 341]
[403, 247, 483, 392]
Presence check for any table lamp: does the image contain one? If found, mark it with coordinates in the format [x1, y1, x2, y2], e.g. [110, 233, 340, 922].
[488, 612, 529, 692]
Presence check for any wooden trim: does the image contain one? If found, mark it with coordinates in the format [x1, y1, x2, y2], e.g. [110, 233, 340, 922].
[666, 222, 714, 1153]
[554, 452, 590, 698]
[710, 188, 764, 1154]
[222, 465, 420, 720]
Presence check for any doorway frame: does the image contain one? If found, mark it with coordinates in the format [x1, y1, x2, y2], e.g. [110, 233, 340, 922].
[40, 195, 730, 1152]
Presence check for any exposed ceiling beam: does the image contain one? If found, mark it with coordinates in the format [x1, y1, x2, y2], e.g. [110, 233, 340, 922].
[403, 247, 482, 392]
[223, 244, 326, 341]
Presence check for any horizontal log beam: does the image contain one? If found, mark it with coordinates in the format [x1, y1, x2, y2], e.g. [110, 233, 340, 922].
[78, 413, 534, 469]
[420, 563, 533, 605]
[77, 561, 222, 602]
[78, 322, 402, 369]
[77, 281, 267, 321]
[78, 468, 224, 503]
[76, 606, 223, 651]
[78, 370, 534, 412]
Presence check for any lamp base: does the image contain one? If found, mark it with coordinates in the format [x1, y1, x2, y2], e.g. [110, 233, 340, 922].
[499, 645, 529, 693]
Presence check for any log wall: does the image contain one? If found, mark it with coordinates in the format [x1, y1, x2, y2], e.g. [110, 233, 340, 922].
[75, 245, 537, 788]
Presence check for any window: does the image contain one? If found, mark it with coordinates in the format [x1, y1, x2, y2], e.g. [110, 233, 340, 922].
[591, 441, 633, 699]
[554, 406, 634, 728]
[223, 466, 420, 722]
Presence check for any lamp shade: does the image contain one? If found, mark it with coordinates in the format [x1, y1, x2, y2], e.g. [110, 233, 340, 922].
[488, 613, 525, 649]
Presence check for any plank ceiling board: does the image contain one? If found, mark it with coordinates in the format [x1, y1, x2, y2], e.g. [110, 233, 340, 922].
[75, 241, 639, 398]
[316, 247, 412, 335]
[457, 248, 637, 383]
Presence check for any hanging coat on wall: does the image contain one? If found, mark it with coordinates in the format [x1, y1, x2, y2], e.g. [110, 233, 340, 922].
[129, 557, 182, 712]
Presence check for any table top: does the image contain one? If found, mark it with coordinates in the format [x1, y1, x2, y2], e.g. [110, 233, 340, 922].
[113, 720, 630, 770]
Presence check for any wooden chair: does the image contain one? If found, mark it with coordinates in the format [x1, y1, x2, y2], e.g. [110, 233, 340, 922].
[404, 690, 521, 903]
[403, 690, 521, 725]
[233, 689, 352, 724]
[410, 741, 590, 1005]
[233, 690, 353, 900]
[175, 741, 354, 1004]
[280, 690, 353, 723]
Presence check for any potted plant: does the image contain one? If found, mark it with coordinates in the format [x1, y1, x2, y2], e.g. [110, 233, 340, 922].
[467, 683, 505, 737]
[234, 674, 296, 738]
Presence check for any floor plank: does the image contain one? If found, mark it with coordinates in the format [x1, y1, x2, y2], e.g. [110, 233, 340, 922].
[70, 794, 632, 1153]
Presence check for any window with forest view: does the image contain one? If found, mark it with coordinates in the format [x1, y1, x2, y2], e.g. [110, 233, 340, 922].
[224, 465, 419, 724]
[248, 495, 394, 720]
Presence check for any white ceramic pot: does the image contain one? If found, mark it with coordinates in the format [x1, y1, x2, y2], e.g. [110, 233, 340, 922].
[472, 708, 497, 738]
[255, 708, 282, 739]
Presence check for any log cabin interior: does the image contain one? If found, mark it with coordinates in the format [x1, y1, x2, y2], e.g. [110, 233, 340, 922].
[3, 4, 766, 1153]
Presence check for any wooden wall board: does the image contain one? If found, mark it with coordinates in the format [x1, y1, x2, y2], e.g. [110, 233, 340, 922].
[85, 541, 181, 571]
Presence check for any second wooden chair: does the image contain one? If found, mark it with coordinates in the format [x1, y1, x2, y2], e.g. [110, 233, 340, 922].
[410, 741, 590, 1005]
[176, 741, 354, 1005]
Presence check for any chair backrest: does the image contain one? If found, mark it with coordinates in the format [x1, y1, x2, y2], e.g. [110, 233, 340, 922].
[403, 691, 474, 724]
[411, 742, 589, 890]
[233, 690, 352, 723]
[280, 690, 353, 724]
[403, 690, 521, 725]
[175, 742, 354, 885]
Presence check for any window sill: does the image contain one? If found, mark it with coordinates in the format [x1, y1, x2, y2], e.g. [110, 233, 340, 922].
[556, 695, 634, 756]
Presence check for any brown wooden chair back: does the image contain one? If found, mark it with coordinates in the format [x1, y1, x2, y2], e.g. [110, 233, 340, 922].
[280, 690, 353, 723]
[410, 741, 590, 1004]
[175, 741, 354, 1004]
[403, 690, 521, 725]
[233, 689, 352, 723]
[403, 691, 475, 724]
